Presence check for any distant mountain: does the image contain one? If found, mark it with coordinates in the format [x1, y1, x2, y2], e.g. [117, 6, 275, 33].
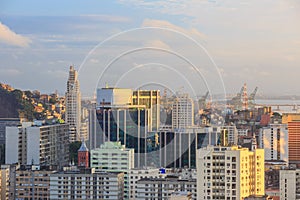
[0, 83, 34, 120]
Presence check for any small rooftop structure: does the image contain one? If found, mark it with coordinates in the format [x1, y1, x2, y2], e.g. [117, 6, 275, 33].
[78, 140, 89, 152]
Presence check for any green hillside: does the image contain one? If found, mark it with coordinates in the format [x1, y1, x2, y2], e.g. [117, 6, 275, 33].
[0, 85, 34, 120]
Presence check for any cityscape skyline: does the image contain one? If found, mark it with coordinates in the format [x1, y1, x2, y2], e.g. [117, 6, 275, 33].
[0, 0, 300, 96]
[0, 2, 300, 199]
[1, 61, 300, 199]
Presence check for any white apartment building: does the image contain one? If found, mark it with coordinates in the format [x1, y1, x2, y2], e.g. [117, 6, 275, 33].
[172, 93, 194, 130]
[197, 145, 265, 200]
[280, 169, 300, 200]
[259, 124, 288, 162]
[221, 125, 238, 145]
[91, 141, 134, 199]
[0, 118, 20, 145]
[90, 141, 134, 170]
[65, 66, 81, 142]
[5, 122, 69, 167]
[5, 122, 31, 164]
[50, 169, 124, 200]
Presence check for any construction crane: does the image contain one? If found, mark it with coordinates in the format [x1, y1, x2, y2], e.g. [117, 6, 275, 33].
[248, 87, 258, 109]
[249, 87, 258, 101]
[237, 86, 243, 100]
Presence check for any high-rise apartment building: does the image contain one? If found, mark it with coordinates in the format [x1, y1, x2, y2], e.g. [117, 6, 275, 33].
[0, 118, 20, 164]
[172, 93, 194, 130]
[50, 168, 124, 200]
[132, 90, 160, 131]
[91, 141, 134, 199]
[5, 122, 33, 165]
[259, 124, 288, 162]
[0, 118, 20, 145]
[197, 145, 265, 200]
[66, 66, 81, 142]
[5, 122, 69, 167]
[280, 168, 300, 200]
[221, 125, 238, 145]
[288, 121, 300, 166]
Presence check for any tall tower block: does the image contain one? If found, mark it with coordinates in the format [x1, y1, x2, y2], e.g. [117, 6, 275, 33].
[65, 66, 81, 142]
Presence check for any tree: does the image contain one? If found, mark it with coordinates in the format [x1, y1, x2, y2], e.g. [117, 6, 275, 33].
[69, 141, 82, 165]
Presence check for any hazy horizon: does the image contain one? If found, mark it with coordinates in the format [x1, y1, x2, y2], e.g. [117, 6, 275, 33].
[0, 0, 299, 96]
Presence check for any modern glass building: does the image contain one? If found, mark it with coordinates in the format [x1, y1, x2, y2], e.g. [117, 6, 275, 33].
[96, 105, 148, 168]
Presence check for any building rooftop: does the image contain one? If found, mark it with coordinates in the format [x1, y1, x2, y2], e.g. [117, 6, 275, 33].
[94, 141, 133, 151]
[78, 140, 89, 152]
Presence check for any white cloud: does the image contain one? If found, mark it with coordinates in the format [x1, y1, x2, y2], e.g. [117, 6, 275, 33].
[142, 19, 206, 39]
[0, 22, 31, 47]
[143, 39, 171, 50]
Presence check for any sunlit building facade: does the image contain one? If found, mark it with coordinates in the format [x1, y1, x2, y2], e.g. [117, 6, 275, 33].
[0, 165, 10, 200]
[172, 93, 194, 130]
[259, 124, 288, 162]
[197, 146, 265, 200]
[15, 165, 55, 200]
[132, 90, 160, 131]
[65, 66, 81, 142]
[287, 121, 300, 165]
[280, 168, 300, 200]
[5, 122, 69, 167]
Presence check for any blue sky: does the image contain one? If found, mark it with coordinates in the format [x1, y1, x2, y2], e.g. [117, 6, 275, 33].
[0, 0, 299, 97]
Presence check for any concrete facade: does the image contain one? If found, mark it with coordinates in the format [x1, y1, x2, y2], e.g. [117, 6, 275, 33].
[197, 146, 265, 200]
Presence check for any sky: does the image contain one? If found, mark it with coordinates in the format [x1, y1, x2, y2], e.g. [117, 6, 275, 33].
[0, 0, 299, 98]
